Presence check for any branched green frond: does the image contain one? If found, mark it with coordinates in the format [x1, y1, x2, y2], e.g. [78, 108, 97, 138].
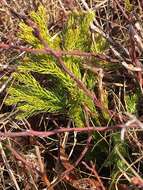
[19, 5, 61, 49]
[6, 6, 107, 126]
[63, 11, 95, 51]
[19, 56, 79, 99]
[6, 73, 63, 119]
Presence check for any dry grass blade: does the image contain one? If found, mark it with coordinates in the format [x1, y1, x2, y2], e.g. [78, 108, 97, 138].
[0, 143, 20, 190]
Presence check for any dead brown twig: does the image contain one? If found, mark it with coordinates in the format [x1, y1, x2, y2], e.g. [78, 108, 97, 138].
[0, 124, 139, 138]
[82, 161, 106, 190]
[0, 43, 111, 62]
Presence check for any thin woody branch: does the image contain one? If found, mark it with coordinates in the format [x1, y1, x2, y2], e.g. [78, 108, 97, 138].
[0, 43, 112, 61]
[0, 124, 138, 138]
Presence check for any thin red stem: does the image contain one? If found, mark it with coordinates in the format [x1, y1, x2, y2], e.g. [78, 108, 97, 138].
[0, 124, 137, 138]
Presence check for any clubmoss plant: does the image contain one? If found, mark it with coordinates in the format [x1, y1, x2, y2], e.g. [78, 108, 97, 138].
[6, 6, 107, 127]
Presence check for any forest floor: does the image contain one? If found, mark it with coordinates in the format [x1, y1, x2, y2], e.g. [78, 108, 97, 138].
[0, 0, 143, 190]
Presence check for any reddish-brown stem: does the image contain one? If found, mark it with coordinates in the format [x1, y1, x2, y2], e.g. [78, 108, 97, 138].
[75, 135, 92, 167]
[0, 124, 138, 138]
[0, 43, 110, 61]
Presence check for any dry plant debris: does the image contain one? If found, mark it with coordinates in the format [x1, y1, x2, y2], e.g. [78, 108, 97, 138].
[0, 0, 143, 189]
